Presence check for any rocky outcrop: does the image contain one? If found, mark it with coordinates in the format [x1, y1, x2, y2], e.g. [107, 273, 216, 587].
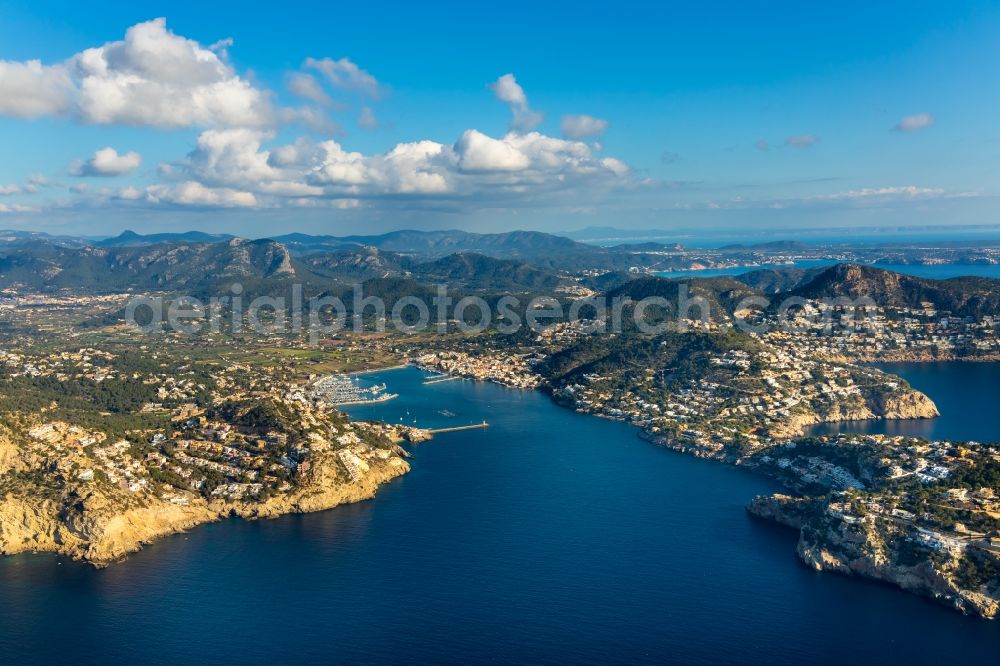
[869, 389, 940, 420]
[226, 447, 409, 520]
[0, 444, 409, 567]
[0, 434, 25, 474]
[748, 494, 999, 619]
[797, 519, 998, 619]
[746, 494, 822, 529]
[57, 496, 219, 565]
[767, 386, 938, 439]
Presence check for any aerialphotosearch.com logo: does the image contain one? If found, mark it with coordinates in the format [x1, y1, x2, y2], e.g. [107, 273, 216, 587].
[124, 282, 880, 344]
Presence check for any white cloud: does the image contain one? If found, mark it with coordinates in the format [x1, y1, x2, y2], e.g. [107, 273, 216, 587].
[698, 185, 975, 212]
[208, 38, 234, 58]
[304, 141, 451, 193]
[784, 134, 818, 149]
[601, 158, 630, 177]
[158, 126, 631, 208]
[490, 73, 528, 106]
[186, 128, 282, 187]
[0, 60, 75, 117]
[893, 113, 934, 132]
[71, 147, 142, 177]
[305, 57, 383, 98]
[455, 130, 531, 171]
[0, 18, 274, 128]
[287, 72, 333, 107]
[376, 141, 452, 193]
[560, 114, 608, 139]
[279, 105, 340, 134]
[267, 137, 321, 168]
[489, 74, 543, 132]
[179, 129, 327, 197]
[811, 185, 947, 201]
[0, 174, 57, 196]
[358, 106, 379, 129]
[0, 203, 35, 213]
[117, 185, 143, 200]
[312, 143, 374, 186]
[144, 181, 257, 207]
[75, 19, 272, 128]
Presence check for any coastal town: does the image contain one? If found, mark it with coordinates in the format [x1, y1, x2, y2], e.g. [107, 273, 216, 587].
[0, 322, 427, 564]
[0, 262, 997, 615]
[756, 301, 999, 361]
[414, 350, 542, 389]
[4, 4, 1000, 658]
[398, 296, 1000, 617]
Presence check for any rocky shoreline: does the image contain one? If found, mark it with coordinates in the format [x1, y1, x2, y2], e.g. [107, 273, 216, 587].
[4, 359, 992, 620]
[747, 495, 999, 619]
[828, 351, 1000, 364]
[0, 434, 414, 567]
[441, 360, 1000, 619]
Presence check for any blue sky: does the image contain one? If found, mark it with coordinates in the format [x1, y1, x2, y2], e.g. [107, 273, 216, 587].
[0, 0, 998, 236]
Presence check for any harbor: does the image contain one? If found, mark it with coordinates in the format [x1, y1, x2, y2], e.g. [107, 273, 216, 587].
[310, 373, 399, 406]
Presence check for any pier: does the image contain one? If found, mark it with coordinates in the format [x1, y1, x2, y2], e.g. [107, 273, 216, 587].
[331, 393, 399, 407]
[423, 375, 461, 385]
[427, 421, 489, 434]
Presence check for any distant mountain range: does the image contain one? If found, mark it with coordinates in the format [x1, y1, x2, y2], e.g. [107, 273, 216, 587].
[88, 228, 596, 259]
[0, 229, 92, 248]
[0, 236, 570, 295]
[1, 230, 998, 318]
[96, 230, 236, 247]
[5, 228, 817, 267]
[562, 226, 806, 250]
[1, 229, 697, 273]
[0, 238, 297, 293]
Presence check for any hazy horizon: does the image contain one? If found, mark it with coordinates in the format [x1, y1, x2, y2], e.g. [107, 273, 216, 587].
[2, 1, 999, 236]
[5, 222, 1000, 247]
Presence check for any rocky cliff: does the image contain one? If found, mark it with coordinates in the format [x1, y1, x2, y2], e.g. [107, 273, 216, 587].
[0, 442, 409, 567]
[768, 386, 938, 439]
[869, 389, 941, 420]
[748, 494, 1000, 619]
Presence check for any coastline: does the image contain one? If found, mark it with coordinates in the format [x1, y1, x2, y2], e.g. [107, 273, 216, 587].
[348, 362, 413, 376]
[419, 362, 998, 619]
[827, 351, 1000, 364]
[3, 361, 993, 617]
[0, 431, 415, 567]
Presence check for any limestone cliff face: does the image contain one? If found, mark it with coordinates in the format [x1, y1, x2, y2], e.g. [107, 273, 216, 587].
[57, 496, 219, 565]
[0, 497, 66, 557]
[767, 387, 938, 439]
[746, 494, 821, 529]
[0, 427, 27, 474]
[0, 446, 409, 567]
[797, 520, 998, 619]
[226, 449, 410, 520]
[869, 390, 940, 420]
[748, 494, 999, 619]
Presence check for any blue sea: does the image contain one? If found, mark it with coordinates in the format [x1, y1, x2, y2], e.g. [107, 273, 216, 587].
[1, 365, 998, 663]
[656, 260, 1000, 280]
[805, 362, 1000, 443]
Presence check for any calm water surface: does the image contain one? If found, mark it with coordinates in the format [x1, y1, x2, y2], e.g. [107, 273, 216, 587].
[1, 366, 997, 663]
[656, 261, 1000, 280]
[805, 362, 1000, 443]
